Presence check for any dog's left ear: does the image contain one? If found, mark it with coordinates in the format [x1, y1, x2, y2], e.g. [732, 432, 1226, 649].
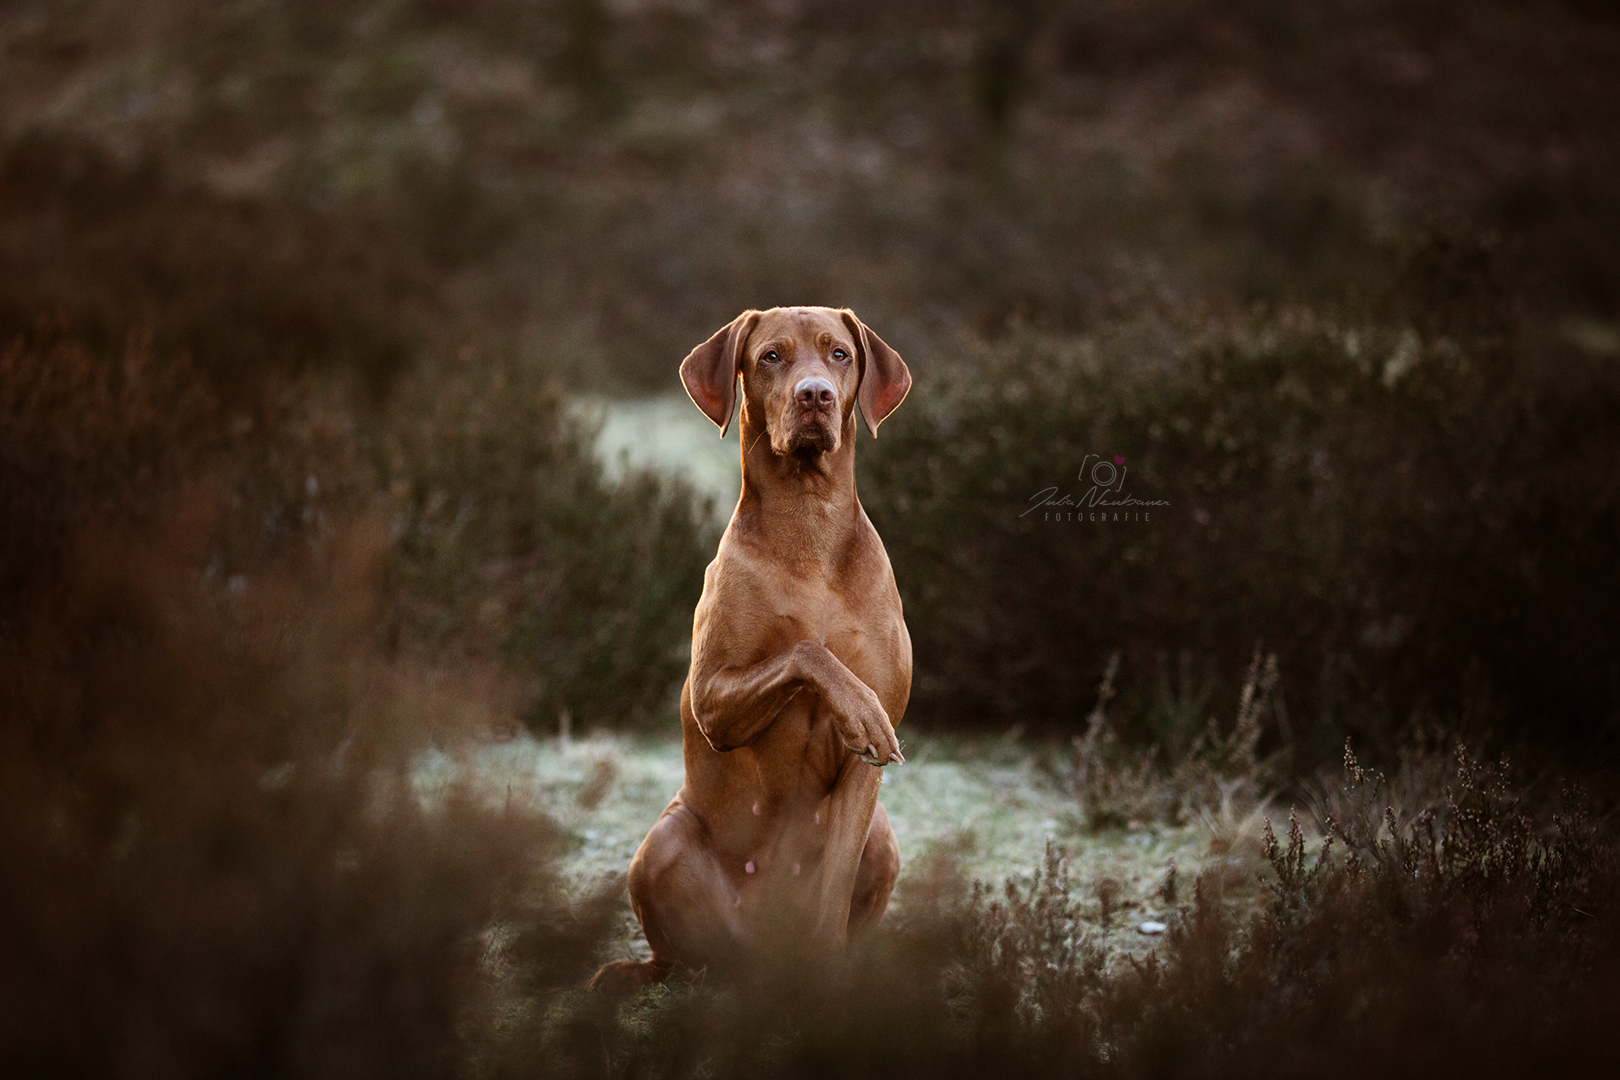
[680, 310, 760, 437]
[841, 310, 912, 437]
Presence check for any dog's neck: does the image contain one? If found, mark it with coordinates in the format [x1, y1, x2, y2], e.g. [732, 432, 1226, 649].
[732, 402, 861, 568]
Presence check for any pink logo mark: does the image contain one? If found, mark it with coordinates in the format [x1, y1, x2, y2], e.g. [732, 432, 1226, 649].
[1114, 455, 1126, 465]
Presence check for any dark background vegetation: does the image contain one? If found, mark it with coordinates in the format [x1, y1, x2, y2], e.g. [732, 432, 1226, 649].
[3, 0, 1618, 1075]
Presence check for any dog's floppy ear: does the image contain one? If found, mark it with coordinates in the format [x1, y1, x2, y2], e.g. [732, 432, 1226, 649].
[842, 310, 912, 437]
[680, 310, 760, 436]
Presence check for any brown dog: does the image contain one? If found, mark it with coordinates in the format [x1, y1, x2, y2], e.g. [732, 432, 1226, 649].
[588, 306, 913, 993]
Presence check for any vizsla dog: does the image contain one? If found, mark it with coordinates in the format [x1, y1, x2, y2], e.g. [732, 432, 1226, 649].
[589, 306, 913, 993]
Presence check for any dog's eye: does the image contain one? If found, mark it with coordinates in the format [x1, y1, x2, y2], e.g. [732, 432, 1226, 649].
[832, 348, 848, 361]
[762, 350, 779, 363]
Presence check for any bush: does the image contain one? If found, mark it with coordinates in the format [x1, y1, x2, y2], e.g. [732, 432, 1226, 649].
[0, 504, 609, 1079]
[11, 0, 1617, 391]
[2, 319, 715, 732]
[0, 133, 427, 397]
[485, 741, 1617, 1079]
[376, 350, 716, 732]
[861, 294, 1620, 751]
[0, 323, 688, 1073]
[0, 322, 213, 608]
[1068, 649, 1278, 832]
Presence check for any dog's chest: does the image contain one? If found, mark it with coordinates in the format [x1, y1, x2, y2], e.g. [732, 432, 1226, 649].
[770, 607, 903, 782]
[778, 588, 895, 696]
[755, 693, 852, 797]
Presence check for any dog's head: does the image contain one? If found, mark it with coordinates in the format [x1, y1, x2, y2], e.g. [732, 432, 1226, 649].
[680, 307, 911, 459]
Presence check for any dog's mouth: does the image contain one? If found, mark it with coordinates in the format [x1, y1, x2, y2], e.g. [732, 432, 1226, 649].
[773, 407, 839, 456]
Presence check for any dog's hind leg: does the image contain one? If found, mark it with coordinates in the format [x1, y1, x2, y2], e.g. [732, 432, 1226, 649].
[589, 799, 745, 995]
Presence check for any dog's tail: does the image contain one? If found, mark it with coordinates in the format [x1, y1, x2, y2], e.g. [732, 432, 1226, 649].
[587, 958, 672, 997]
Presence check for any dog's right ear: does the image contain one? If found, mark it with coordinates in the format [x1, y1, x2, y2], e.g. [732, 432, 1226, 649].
[680, 310, 760, 437]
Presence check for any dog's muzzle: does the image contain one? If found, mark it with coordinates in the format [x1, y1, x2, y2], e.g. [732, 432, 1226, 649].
[783, 376, 839, 452]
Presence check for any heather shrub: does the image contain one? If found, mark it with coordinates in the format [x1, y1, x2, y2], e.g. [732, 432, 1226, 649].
[1068, 649, 1279, 832]
[861, 293, 1620, 750]
[0, 132, 427, 396]
[9, 1, 1616, 390]
[0, 505, 613, 1079]
[0, 324, 685, 1074]
[0, 322, 213, 606]
[485, 740, 1616, 1080]
[376, 350, 716, 732]
[2, 319, 714, 732]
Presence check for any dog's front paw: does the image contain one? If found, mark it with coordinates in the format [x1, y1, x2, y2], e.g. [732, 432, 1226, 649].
[835, 692, 904, 765]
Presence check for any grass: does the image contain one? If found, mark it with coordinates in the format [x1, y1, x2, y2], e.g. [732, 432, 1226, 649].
[416, 729, 1240, 970]
[455, 727, 1616, 1080]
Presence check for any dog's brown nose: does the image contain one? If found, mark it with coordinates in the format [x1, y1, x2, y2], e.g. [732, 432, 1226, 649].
[795, 377, 836, 411]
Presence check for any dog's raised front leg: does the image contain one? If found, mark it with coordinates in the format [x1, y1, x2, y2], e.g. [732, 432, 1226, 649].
[688, 649, 807, 752]
[690, 641, 902, 763]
